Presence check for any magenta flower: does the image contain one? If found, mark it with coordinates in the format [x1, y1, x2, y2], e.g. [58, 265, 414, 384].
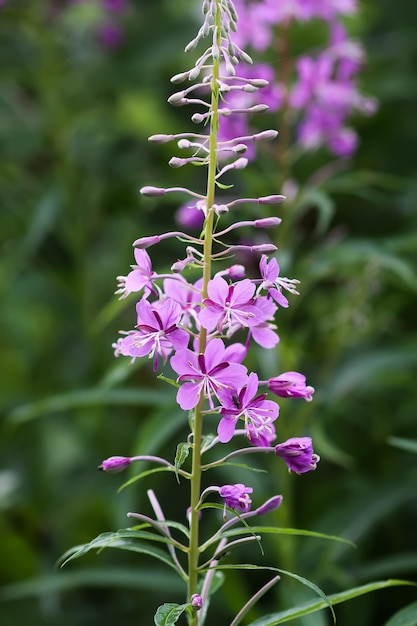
[114, 299, 189, 369]
[99, 456, 132, 473]
[218, 373, 279, 444]
[199, 276, 261, 335]
[219, 483, 253, 514]
[170, 338, 248, 410]
[275, 437, 320, 474]
[259, 255, 300, 307]
[163, 276, 203, 330]
[116, 248, 155, 299]
[267, 372, 314, 401]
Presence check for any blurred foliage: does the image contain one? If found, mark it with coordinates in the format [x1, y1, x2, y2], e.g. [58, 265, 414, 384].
[1, 0, 417, 625]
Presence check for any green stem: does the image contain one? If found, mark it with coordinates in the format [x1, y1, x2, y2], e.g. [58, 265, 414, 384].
[187, 3, 221, 623]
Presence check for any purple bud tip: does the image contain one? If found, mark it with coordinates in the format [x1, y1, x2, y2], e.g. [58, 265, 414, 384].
[170, 72, 188, 84]
[258, 195, 286, 205]
[251, 244, 278, 254]
[169, 157, 186, 168]
[191, 594, 203, 611]
[256, 495, 283, 515]
[140, 186, 167, 197]
[234, 157, 248, 170]
[133, 235, 161, 249]
[255, 130, 278, 141]
[148, 135, 173, 144]
[254, 217, 282, 228]
[99, 456, 132, 473]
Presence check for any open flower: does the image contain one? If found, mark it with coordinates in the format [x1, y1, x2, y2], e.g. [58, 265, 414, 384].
[170, 338, 248, 410]
[113, 299, 189, 369]
[218, 372, 279, 443]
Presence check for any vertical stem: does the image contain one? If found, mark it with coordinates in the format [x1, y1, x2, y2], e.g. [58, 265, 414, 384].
[187, 3, 221, 623]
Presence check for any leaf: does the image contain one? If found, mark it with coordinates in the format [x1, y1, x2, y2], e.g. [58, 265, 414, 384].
[384, 601, 417, 626]
[221, 526, 355, 547]
[0, 568, 183, 601]
[154, 602, 188, 626]
[58, 532, 179, 573]
[118, 467, 175, 492]
[175, 442, 191, 479]
[204, 564, 336, 624]
[246, 580, 415, 626]
[387, 436, 417, 455]
[8, 388, 173, 425]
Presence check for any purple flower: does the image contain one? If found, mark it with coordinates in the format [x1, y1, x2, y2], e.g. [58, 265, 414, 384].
[219, 483, 253, 513]
[259, 255, 300, 307]
[199, 276, 262, 335]
[267, 372, 314, 401]
[116, 248, 155, 299]
[99, 456, 132, 472]
[163, 276, 203, 329]
[218, 372, 279, 444]
[170, 338, 248, 410]
[113, 299, 189, 369]
[275, 437, 320, 474]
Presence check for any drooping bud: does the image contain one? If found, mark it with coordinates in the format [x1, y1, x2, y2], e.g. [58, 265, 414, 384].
[140, 186, 167, 197]
[133, 235, 161, 249]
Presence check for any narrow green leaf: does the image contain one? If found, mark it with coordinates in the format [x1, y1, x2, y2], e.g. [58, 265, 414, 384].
[246, 580, 415, 626]
[384, 600, 417, 626]
[8, 388, 173, 424]
[387, 436, 417, 456]
[154, 602, 188, 626]
[118, 466, 174, 492]
[221, 526, 355, 547]
[205, 564, 335, 623]
[58, 533, 179, 573]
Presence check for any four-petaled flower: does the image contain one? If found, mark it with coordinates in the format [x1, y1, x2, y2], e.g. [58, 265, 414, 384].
[113, 299, 189, 370]
[259, 255, 299, 307]
[219, 483, 253, 514]
[275, 437, 320, 474]
[116, 248, 155, 299]
[218, 372, 279, 444]
[170, 338, 248, 410]
[199, 276, 262, 335]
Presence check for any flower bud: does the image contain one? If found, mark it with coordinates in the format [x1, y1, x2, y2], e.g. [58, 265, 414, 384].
[99, 456, 132, 473]
[258, 195, 286, 205]
[191, 594, 203, 611]
[148, 134, 173, 144]
[133, 235, 161, 249]
[170, 72, 188, 84]
[254, 217, 282, 228]
[255, 495, 283, 515]
[140, 186, 167, 197]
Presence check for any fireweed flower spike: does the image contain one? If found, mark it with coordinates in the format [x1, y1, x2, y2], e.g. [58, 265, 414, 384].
[86, 2, 322, 624]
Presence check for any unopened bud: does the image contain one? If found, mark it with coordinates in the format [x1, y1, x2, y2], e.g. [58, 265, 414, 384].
[133, 235, 161, 249]
[254, 130, 278, 141]
[191, 113, 205, 124]
[251, 244, 278, 254]
[178, 139, 192, 149]
[171, 72, 188, 84]
[140, 186, 167, 197]
[234, 157, 248, 170]
[214, 204, 229, 216]
[148, 134, 173, 144]
[169, 157, 186, 168]
[233, 143, 247, 154]
[256, 495, 283, 515]
[250, 104, 269, 113]
[254, 217, 282, 228]
[191, 594, 203, 611]
[258, 195, 286, 205]
[168, 91, 186, 105]
[99, 456, 132, 473]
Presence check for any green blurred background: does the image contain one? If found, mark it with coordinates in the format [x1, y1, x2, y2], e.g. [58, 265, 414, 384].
[1, 0, 417, 624]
